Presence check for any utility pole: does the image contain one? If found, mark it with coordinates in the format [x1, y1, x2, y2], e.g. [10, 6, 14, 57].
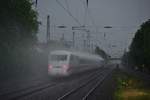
[35, 0, 38, 8]
[72, 32, 75, 48]
[84, 40, 86, 49]
[86, 31, 90, 49]
[61, 33, 65, 41]
[47, 15, 50, 43]
[91, 43, 94, 52]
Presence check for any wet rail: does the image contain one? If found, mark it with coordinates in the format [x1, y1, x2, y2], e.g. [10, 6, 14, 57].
[20, 69, 103, 100]
[57, 69, 113, 100]
[0, 81, 58, 100]
[0, 68, 113, 100]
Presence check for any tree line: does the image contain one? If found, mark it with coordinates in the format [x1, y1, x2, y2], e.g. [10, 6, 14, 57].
[0, 0, 40, 79]
[122, 19, 150, 72]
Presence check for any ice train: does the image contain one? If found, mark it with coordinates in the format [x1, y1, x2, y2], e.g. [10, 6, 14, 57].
[48, 50, 104, 76]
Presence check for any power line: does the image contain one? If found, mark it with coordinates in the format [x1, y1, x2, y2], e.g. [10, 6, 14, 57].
[65, 0, 70, 12]
[56, 0, 81, 25]
[79, 0, 98, 33]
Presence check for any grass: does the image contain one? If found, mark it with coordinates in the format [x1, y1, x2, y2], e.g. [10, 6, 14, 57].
[114, 71, 150, 100]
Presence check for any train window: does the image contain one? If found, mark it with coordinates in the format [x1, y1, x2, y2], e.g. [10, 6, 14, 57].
[50, 55, 67, 61]
[70, 55, 78, 65]
[79, 58, 87, 65]
[70, 55, 74, 61]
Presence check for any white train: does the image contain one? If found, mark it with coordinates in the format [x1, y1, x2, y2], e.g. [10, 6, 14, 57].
[48, 50, 104, 76]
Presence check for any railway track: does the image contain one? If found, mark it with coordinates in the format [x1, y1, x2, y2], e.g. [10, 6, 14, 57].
[0, 76, 50, 95]
[57, 69, 113, 100]
[0, 81, 58, 100]
[0, 68, 112, 100]
[20, 69, 104, 100]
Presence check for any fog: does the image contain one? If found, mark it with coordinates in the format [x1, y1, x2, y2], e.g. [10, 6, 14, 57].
[36, 0, 150, 57]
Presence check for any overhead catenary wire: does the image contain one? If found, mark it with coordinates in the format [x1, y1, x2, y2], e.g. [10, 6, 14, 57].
[65, 0, 70, 12]
[56, 0, 81, 25]
[79, 0, 99, 33]
[82, 0, 88, 26]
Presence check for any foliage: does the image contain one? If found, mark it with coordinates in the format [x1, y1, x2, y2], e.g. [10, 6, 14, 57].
[114, 72, 150, 100]
[0, 0, 38, 48]
[95, 46, 110, 60]
[121, 52, 134, 67]
[0, 0, 39, 78]
[129, 19, 150, 70]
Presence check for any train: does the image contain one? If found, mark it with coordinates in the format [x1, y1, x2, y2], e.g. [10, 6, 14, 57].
[48, 50, 104, 76]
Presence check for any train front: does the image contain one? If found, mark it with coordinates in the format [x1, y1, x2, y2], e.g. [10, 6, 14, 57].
[48, 52, 70, 76]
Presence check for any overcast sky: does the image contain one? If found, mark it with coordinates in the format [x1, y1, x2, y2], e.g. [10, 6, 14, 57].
[36, 0, 150, 57]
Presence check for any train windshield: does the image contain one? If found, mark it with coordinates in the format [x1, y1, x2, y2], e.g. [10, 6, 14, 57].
[50, 55, 67, 61]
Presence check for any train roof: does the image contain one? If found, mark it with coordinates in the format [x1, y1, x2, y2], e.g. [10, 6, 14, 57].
[50, 50, 72, 55]
[50, 50, 104, 61]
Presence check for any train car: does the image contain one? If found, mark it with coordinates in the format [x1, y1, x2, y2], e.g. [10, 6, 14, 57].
[48, 50, 104, 76]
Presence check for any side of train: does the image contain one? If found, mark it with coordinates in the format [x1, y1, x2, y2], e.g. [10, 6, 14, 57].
[48, 50, 104, 76]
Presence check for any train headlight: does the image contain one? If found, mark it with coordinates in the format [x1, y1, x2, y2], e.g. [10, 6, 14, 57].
[62, 64, 69, 70]
[48, 64, 53, 71]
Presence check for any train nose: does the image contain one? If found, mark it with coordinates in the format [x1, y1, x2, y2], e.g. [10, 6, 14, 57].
[48, 64, 53, 71]
[62, 64, 69, 71]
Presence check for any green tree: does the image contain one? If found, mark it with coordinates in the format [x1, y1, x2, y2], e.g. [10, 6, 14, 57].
[129, 19, 150, 70]
[0, 0, 38, 48]
[95, 46, 109, 60]
[0, 0, 39, 78]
